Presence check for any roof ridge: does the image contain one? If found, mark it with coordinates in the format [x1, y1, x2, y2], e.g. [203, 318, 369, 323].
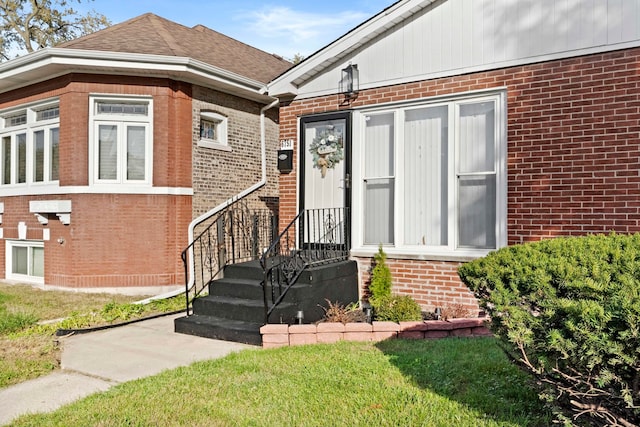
[57, 13, 154, 48]
[147, 14, 187, 56]
[192, 24, 286, 62]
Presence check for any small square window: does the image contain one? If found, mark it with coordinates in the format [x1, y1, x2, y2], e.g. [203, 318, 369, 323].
[200, 119, 220, 141]
[198, 111, 229, 151]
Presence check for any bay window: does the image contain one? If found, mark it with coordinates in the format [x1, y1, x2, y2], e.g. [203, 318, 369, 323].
[0, 102, 59, 187]
[90, 97, 152, 185]
[356, 91, 506, 256]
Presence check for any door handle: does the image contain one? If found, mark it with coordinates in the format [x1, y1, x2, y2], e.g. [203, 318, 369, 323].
[342, 173, 350, 189]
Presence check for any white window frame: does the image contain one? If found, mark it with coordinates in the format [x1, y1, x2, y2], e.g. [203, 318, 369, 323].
[0, 100, 60, 188]
[197, 111, 230, 151]
[351, 90, 507, 260]
[88, 95, 153, 186]
[5, 239, 45, 284]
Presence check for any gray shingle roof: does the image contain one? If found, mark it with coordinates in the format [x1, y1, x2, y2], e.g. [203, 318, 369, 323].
[58, 13, 291, 84]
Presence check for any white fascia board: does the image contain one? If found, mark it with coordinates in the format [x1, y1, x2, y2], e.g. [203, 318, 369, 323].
[268, 0, 436, 97]
[0, 48, 273, 102]
[1, 185, 193, 197]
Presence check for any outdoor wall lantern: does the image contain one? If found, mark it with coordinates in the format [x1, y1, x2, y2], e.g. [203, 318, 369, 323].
[340, 63, 359, 100]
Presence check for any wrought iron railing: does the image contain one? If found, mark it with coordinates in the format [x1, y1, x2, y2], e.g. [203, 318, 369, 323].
[260, 207, 350, 323]
[181, 201, 277, 315]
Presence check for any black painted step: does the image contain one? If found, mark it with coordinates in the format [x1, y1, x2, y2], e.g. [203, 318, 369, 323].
[223, 260, 263, 281]
[193, 295, 297, 324]
[174, 314, 261, 346]
[208, 278, 264, 299]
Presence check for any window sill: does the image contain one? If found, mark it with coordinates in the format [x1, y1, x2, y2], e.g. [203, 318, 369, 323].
[197, 139, 232, 152]
[350, 247, 495, 262]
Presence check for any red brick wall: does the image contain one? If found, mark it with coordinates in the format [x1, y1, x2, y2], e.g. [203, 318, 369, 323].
[278, 47, 640, 312]
[1, 193, 190, 288]
[0, 75, 193, 289]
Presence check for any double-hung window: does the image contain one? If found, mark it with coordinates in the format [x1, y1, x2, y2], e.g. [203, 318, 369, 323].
[90, 97, 152, 185]
[357, 91, 506, 257]
[0, 102, 60, 187]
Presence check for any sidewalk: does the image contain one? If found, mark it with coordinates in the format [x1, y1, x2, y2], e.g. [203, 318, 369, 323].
[0, 313, 254, 425]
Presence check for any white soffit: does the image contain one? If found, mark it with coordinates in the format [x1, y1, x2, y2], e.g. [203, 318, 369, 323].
[0, 48, 272, 103]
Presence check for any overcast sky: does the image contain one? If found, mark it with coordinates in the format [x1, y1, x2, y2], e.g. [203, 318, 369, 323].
[77, 0, 394, 60]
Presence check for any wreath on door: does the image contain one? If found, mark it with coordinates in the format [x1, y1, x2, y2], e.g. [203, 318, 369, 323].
[309, 127, 344, 178]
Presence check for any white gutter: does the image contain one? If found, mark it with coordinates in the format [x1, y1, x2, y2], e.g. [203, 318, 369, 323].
[138, 98, 280, 305]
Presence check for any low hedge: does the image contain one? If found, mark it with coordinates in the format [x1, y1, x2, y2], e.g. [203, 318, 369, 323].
[458, 233, 640, 426]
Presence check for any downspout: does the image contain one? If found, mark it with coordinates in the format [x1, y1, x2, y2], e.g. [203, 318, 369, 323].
[137, 97, 279, 305]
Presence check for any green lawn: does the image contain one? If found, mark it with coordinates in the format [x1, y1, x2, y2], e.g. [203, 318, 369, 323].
[11, 338, 551, 427]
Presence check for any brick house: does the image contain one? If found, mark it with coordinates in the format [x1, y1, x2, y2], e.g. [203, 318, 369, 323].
[268, 0, 640, 314]
[0, 14, 290, 293]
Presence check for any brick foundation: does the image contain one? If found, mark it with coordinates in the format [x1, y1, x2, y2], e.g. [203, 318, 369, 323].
[260, 318, 492, 348]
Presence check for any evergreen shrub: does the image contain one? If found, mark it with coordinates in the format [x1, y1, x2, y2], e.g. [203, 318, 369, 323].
[369, 245, 422, 322]
[369, 245, 392, 305]
[373, 295, 423, 322]
[458, 233, 640, 426]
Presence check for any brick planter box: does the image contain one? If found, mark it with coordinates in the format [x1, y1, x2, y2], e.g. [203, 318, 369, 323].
[260, 318, 492, 348]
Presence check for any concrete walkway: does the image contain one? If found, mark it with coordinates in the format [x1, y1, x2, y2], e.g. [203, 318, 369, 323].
[0, 313, 254, 425]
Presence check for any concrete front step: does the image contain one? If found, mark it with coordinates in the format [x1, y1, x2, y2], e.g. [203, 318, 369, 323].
[208, 277, 264, 300]
[175, 259, 359, 344]
[174, 314, 262, 346]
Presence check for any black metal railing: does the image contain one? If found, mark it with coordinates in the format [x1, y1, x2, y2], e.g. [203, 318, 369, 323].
[181, 201, 277, 315]
[260, 207, 350, 323]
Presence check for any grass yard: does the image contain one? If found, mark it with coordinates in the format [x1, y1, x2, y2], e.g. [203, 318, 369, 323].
[0, 282, 183, 388]
[11, 338, 551, 427]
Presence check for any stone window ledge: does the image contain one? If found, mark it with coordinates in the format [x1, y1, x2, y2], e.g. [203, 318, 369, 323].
[29, 200, 72, 225]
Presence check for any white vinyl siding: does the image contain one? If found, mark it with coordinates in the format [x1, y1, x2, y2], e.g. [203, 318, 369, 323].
[287, 0, 640, 100]
[90, 97, 152, 185]
[355, 91, 506, 257]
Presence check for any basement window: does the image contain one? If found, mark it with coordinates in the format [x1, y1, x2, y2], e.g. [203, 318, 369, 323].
[6, 240, 44, 284]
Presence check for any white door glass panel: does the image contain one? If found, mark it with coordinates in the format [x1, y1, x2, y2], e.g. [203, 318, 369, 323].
[31, 247, 44, 277]
[17, 133, 26, 183]
[98, 125, 118, 180]
[404, 106, 448, 246]
[303, 120, 346, 211]
[34, 130, 44, 182]
[364, 113, 395, 245]
[457, 101, 496, 249]
[12, 246, 28, 275]
[126, 126, 146, 181]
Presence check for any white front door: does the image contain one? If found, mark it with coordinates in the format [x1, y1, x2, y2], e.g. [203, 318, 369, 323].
[300, 113, 351, 247]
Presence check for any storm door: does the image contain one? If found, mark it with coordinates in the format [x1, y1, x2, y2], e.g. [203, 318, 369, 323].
[299, 112, 351, 249]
